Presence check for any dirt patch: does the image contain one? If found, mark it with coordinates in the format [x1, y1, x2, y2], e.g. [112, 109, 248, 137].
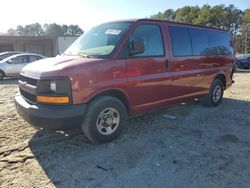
[1, 73, 250, 188]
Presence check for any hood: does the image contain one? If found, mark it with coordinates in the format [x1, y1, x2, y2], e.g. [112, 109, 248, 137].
[21, 55, 101, 78]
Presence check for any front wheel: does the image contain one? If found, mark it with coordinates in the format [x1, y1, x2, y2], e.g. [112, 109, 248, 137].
[82, 96, 127, 143]
[202, 79, 224, 107]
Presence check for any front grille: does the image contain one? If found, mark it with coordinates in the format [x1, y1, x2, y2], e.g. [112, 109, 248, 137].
[20, 75, 38, 86]
[20, 89, 36, 103]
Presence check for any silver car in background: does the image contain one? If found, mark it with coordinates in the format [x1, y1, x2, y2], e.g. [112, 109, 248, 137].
[0, 53, 46, 80]
[0, 51, 22, 61]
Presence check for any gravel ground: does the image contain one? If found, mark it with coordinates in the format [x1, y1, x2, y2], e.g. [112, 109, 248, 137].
[0, 72, 250, 188]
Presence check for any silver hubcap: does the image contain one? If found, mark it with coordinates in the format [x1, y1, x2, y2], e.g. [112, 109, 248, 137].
[213, 85, 222, 102]
[96, 107, 120, 135]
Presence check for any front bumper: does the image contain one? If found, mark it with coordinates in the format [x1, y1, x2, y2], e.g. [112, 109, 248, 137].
[15, 93, 87, 130]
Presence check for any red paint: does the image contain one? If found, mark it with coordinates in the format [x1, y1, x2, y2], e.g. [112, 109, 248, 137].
[21, 19, 235, 114]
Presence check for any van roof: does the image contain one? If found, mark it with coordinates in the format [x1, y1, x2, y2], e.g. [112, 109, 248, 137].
[107, 18, 229, 32]
[143, 19, 229, 32]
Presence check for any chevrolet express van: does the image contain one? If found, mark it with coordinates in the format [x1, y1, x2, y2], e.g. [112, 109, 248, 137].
[15, 19, 235, 143]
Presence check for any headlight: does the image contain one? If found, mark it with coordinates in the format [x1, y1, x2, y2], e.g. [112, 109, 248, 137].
[36, 77, 72, 104]
[50, 80, 57, 93]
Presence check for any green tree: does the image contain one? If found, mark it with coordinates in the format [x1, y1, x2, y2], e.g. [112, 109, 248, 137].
[175, 6, 199, 23]
[15, 25, 25, 35]
[150, 9, 176, 21]
[6, 23, 84, 37]
[67, 25, 84, 36]
[62, 24, 69, 35]
[223, 5, 243, 36]
[43, 23, 64, 36]
[241, 9, 250, 53]
[7, 23, 43, 36]
[208, 5, 225, 28]
[194, 5, 212, 26]
[7, 28, 15, 35]
[163, 9, 176, 21]
[43, 23, 83, 36]
[235, 34, 244, 53]
[23, 23, 43, 36]
[151, 11, 165, 20]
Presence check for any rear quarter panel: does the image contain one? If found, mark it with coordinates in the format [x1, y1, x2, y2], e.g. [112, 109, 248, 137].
[165, 22, 234, 98]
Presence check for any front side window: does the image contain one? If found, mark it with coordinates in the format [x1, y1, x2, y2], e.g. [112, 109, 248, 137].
[64, 22, 131, 57]
[129, 24, 164, 57]
[9, 56, 28, 64]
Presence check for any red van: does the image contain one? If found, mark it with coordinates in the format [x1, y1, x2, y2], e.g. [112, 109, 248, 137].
[15, 19, 235, 143]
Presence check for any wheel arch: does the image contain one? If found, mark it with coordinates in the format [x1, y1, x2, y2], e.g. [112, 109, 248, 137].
[88, 88, 130, 114]
[214, 74, 226, 89]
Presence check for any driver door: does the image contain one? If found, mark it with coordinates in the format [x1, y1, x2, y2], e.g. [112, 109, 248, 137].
[125, 23, 172, 112]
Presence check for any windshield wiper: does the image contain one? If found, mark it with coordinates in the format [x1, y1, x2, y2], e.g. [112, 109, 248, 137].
[79, 51, 90, 58]
[62, 52, 75, 56]
[62, 51, 92, 58]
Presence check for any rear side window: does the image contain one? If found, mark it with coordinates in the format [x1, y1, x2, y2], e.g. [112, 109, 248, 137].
[189, 28, 210, 56]
[169, 26, 192, 56]
[130, 24, 164, 57]
[208, 31, 233, 55]
[169, 26, 233, 57]
[29, 55, 42, 62]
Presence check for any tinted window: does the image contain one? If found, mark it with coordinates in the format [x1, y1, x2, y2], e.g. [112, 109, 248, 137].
[130, 24, 164, 57]
[207, 31, 233, 55]
[169, 26, 192, 56]
[189, 28, 210, 56]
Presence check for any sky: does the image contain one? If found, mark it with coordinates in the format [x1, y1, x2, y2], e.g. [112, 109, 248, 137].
[0, 0, 249, 33]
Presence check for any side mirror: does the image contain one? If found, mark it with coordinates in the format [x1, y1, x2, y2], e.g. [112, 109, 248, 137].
[129, 38, 145, 56]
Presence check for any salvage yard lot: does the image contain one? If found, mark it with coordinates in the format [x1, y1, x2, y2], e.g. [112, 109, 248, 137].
[0, 72, 250, 188]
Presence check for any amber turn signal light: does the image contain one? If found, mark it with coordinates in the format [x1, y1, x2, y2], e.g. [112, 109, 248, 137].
[37, 96, 70, 104]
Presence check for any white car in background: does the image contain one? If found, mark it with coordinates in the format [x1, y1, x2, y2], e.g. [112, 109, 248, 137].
[0, 53, 46, 80]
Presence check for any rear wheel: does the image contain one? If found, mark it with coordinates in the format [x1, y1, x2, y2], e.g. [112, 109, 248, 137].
[0, 71, 5, 80]
[82, 96, 127, 143]
[202, 79, 224, 107]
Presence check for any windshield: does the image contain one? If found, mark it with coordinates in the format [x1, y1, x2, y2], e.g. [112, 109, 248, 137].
[64, 22, 131, 57]
[0, 52, 19, 61]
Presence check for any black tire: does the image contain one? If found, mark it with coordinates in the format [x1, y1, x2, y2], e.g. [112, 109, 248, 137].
[202, 79, 224, 107]
[82, 96, 127, 143]
[0, 70, 4, 80]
